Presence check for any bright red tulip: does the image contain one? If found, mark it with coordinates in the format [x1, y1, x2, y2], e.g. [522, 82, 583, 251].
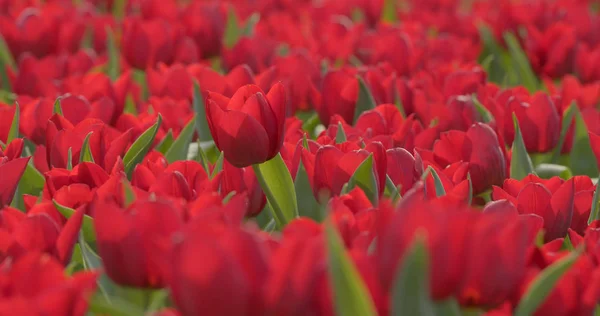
[206, 83, 286, 167]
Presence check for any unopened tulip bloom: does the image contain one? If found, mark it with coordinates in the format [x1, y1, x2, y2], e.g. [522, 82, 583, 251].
[206, 83, 286, 168]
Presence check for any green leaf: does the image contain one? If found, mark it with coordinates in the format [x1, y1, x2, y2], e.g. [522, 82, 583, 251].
[391, 232, 435, 316]
[535, 163, 573, 180]
[7, 102, 19, 143]
[252, 153, 299, 228]
[80, 234, 119, 304]
[478, 25, 511, 85]
[510, 114, 535, 180]
[354, 77, 377, 123]
[53, 200, 96, 242]
[123, 93, 137, 115]
[123, 115, 162, 177]
[195, 140, 211, 174]
[211, 151, 224, 179]
[66, 147, 73, 171]
[18, 163, 45, 197]
[472, 95, 493, 123]
[503, 32, 539, 92]
[434, 299, 461, 316]
[381, 0, 398, 23]
[588, 180, 600, 224]
[346, 154, 379, 205]
[427, 166, 446, 198]
[467, 173, 473, 205]
[79, 132, 95, 163]
[223, 7, 241, 49]
[193, 80, 213, 142]
[165, 116, 197, 163]
[155, 130, 174, 154]
[105, 27, 120, 81]
[551, 103, 575, 163]
[302, 113, 321, 137]
[514, 248, 581, 316]
[132, 70, 147, 101]
[336, 122, 347, 144]
[242, 13, 260, 37]
[123, 180, 136, 208]
[326, 221, 377, 316]
[53, 97, 63, 115]
[570, 106, 599, 177]
[112, 0, 126, 20]
[295, 162, 321, 222]
[88, 294, 145, 316]
[385, 175, 401, 203]
[0, 33, 15, 71]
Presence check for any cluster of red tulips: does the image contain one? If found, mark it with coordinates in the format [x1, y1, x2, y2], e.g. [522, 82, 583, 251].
[2, 0, 600, 315]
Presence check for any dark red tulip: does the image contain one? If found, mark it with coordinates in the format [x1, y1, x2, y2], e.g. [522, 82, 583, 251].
[492, 175, 575, 241]
[206, 83, 286, 167]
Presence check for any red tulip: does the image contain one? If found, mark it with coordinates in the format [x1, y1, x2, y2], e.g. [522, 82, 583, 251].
[220, 161, 266, 217]
[256, 52, 322, 112]
[206, 83, 286, 167]
[458, 209, 543, 307]
[428, 123, 507, 194]
[0, 252, 97, 315]
[317, 69, 358, 126]
[498, 90, 560, 153]
[0, 140, 29, 208]
[122, 18, 197, 70]
[0, 205, 84, 265]
[302, 142, 386, 200]
[376, 199, 473, 300]
[165, 226, 270, 316]
[92, 196, 184, 288]
[492, 175, 575, 241]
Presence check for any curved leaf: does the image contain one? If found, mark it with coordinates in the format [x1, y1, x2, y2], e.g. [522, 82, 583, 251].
[252, 153, 299, 228]
[123, 115, 162, 177]
[53, 200, 96, 242]
[391, 232, 435, 316]
[80, 132, 95, 163]
[354, 76, 376, 123]
[165, 116, 197, 163]
[7, 102, 19, 143]
[510, 113, 535, 179]
[347, 154, 379, 205]
[569, 106, 599, 176]
[514, 248, 581, 316]
[326, 221, 377, 316]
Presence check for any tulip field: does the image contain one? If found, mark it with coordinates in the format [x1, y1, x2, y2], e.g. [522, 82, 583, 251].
[4, 0, 600, 315]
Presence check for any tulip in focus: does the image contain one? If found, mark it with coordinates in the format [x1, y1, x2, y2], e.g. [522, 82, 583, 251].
[205, 83, 286, 168]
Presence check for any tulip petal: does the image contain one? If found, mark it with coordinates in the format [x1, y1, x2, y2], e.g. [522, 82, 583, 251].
[0, 157, 30, 207]
[210, 103, 270, 167]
